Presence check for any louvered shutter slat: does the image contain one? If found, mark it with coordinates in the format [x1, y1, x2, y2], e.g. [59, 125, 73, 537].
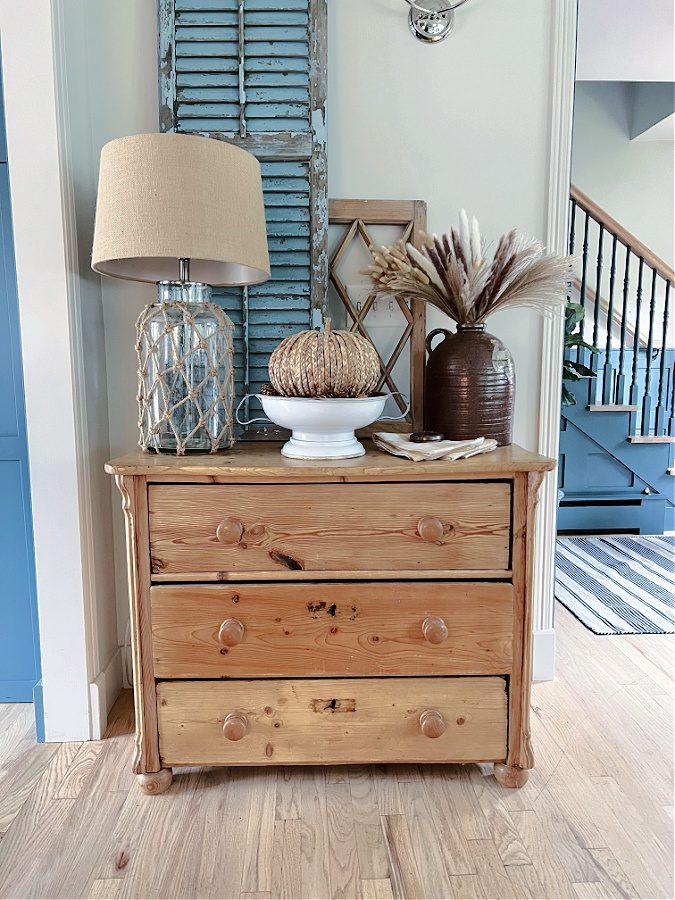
[160, 0, 327, 435]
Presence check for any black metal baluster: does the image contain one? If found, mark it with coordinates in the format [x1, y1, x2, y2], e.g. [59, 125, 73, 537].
[629, 257, 645, 435]
[577, 211, 590, 365]
[615, 249, 632, 404]
[564, 200, 577, 371]
[668, 349, 675, 437]
[602, 236, 618, 403]
[592, 223, 604, 376]
[568, 199, 577, 257]
[655, 280, 671, 437]
[641, 269, 658, 436]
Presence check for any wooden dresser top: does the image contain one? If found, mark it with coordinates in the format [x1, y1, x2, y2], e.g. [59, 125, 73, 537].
[106, 442, 555, 480]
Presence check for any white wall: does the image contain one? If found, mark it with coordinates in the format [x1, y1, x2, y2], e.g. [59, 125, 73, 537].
[52, 0, 158, 724]
[577, 0, 675, 82]
[572, 82, 674, 267]
[83, 3, 159, 665]
[328, 0, 556, 454]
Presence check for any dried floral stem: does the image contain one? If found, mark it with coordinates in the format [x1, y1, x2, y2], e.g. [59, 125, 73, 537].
[364, 211, 572, 326]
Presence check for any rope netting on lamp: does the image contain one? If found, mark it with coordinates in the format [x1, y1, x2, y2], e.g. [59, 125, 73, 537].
[136, 300, 235, 455]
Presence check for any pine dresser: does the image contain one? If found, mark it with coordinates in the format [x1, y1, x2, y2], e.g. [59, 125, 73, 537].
[106, 442, 555, 795]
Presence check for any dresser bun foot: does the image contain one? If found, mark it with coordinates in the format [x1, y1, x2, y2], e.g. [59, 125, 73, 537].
[494, 763, 529, 788]
[137, 768, 173, 795]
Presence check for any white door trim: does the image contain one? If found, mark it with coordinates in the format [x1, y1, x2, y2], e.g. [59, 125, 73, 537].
[532, 0, 578, 682]
[0, 1, 94, 740]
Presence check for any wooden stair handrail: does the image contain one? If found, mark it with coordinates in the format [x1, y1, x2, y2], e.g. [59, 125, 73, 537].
[571, 185, 675, 285]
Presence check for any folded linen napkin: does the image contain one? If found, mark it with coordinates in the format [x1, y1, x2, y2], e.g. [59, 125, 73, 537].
[373, 432, 498, 462]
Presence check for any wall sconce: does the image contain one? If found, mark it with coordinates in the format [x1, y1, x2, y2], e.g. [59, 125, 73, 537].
[405, 0, 471, 44]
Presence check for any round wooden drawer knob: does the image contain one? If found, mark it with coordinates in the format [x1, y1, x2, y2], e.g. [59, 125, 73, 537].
[218, 618, 245, 647]
[216, 517, 244, 545]
[417, 516, 445, 543]
[223, 712, 248, 741]
[422, 615, 449, 644]
[419, 709, 446, 739]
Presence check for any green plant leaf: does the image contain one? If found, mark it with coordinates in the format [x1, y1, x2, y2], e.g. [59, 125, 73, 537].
[561, 385, 576, 406]
[569, 339, 600, 354]
[566, 361, 596, 377]
[565, 303, 585, 328]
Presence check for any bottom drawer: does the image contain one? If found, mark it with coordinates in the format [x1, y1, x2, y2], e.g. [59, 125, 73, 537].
[157, 677, 508, 766]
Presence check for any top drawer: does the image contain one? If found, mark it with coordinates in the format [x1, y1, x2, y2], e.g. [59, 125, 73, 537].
[148, 482, 511, 578]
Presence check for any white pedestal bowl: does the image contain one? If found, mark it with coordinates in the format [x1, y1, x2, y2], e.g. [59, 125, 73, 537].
[236, 394, 405, 459]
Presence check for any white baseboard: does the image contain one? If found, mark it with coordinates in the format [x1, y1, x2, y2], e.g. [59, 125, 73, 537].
[532, 628, 556, 682]
[88, 648, 123, 739]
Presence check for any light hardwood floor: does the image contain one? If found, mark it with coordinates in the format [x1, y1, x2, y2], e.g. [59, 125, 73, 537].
[0, 605, 672, 900]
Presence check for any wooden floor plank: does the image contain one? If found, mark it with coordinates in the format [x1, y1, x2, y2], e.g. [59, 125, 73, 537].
[275, 766, 301, 821]
[361, 878, 394, 899]
[348, 765, 390, 880]
[468, 769, 532, 867]
[469, 837, 518, 900]
[571, 881, 616, 899]
[0, 741, 62, 834]
[325, 782, 361, 900]
[396, 782, 456, 897]
[54, 741, 104, 800]
[380, 814, 424, 900]
[240, 768, 277, 895]
[298, 767, 331, 900]
[196, 767, 249, 900]
[370, 766, 403, 816]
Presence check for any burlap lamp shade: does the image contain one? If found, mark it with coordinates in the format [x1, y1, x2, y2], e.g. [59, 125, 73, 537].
[91, 132, 270, 455]
[92, 132, 270, 285]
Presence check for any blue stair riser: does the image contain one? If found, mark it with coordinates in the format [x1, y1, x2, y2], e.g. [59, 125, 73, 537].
[560, 370, 673, 534]
[558, 498, 672, 535]
[562, 379, 674, 505]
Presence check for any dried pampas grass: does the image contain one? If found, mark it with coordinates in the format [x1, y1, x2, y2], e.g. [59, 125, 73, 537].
[365, 210, 572, 325]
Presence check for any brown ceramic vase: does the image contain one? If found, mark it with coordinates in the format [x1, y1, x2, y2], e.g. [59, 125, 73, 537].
[424, 324, 515, 446]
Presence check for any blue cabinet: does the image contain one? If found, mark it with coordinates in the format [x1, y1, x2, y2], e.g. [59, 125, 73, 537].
[0, 59, 42, 720]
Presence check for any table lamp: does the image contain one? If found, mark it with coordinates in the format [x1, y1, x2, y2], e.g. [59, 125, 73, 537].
[92, 132, 270, 454]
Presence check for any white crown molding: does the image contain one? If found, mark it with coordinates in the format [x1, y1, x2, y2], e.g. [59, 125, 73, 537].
[533, 0, 577, 655]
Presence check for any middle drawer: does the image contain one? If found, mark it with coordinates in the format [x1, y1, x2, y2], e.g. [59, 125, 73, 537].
[151, 581, 514, 678]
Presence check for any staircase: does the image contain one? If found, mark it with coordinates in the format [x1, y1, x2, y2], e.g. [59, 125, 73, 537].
[559, 186, 674, 535]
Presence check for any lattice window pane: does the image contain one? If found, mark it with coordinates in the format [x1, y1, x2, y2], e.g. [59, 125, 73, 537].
[328, 201, 427, 432]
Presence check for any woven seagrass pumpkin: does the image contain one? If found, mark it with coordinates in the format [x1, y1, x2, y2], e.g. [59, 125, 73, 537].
[268, 319, 380, 398]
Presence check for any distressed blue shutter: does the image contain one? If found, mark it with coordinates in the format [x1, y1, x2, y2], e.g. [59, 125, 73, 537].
[159, 0, 327, 432]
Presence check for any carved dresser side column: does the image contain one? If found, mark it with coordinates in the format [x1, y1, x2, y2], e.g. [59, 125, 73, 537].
[115, 474, 171, 794]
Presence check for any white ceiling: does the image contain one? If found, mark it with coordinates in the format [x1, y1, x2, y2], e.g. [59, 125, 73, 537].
[577, 0, 675, 82]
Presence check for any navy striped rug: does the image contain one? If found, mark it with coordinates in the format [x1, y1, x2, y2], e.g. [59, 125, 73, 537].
[555, 535, 675, 635]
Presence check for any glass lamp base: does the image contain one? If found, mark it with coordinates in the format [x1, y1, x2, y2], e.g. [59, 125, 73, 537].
[136, 281, 235, 455]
